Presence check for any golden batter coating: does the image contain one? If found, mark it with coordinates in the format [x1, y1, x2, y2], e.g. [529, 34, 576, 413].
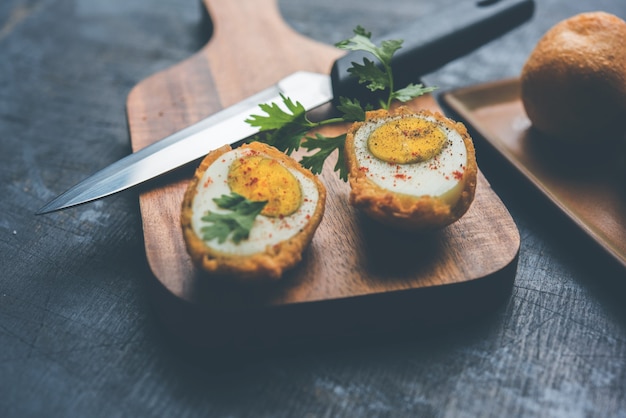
[345, 107, 477, 231]
[181, 142, 326, 282]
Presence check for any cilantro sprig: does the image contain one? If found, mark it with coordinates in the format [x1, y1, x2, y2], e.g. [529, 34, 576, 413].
[246, 26, 436, 181]
[336, 26, 437, 110]
[209, 27, 436, 245]
[200, 193, 267, 244]
[245, 95, 362, 180]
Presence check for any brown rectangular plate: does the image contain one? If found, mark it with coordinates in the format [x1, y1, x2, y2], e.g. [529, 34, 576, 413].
[443, 78, 626, 269]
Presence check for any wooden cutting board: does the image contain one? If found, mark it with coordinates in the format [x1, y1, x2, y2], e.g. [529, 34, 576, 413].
[126, 0, 520, 349]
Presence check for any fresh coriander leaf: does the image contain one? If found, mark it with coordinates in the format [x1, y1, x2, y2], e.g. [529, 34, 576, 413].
[347, 58, 389, 92]
[336, 97, 366, 122]
[245, 94, 314, 154]
[245, 94, 308, 131]
[335, 26, 405, 109]
[335, 26, 373, 50]
[200, 193, 267, 244]
[391, 83, 438, 103]
[353, 25, 372, 39]
[300, 133, 348, 181]
[377, 39, 403, 65]
[259, 121, 311, 154]
[335, 26, 402, 68]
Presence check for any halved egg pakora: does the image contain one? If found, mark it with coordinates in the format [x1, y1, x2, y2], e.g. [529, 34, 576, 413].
[181, 141, 326, 282]
[345, 106, 477, 230]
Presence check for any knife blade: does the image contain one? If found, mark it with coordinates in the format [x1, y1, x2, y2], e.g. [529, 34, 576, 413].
[37, 0, 534, 214]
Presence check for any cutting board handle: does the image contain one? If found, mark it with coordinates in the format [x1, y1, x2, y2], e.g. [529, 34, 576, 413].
[201, 0, 343, 107]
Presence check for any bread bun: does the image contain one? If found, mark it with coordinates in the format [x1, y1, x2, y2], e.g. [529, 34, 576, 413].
[520, 12, 626, 143]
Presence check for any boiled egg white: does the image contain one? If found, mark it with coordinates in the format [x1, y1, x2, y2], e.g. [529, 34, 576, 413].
[181, 141, 326, 281]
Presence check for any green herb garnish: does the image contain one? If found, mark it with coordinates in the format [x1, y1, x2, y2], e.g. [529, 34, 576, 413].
[336, 26, 437, 109]
[200, 193, 267, 244]
[246, 26, 436, 181]
[212, 27, 436, 244]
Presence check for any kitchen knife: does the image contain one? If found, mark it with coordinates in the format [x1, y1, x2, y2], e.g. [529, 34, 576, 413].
[37, 0, 534, 214]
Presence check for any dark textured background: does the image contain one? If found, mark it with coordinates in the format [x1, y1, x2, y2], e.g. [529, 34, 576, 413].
[1, 0, 625, 416]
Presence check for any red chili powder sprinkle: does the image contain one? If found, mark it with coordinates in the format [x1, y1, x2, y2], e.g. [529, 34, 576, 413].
[452, 170, 464, 180]
[203, 177, 213, 188]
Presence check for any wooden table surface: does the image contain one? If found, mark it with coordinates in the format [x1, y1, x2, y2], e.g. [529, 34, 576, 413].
[2, 0, 625, 416]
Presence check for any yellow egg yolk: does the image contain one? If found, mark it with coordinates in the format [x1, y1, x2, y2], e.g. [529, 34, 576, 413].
[367, 117, 447, 164]
[228, 154, 302, 217]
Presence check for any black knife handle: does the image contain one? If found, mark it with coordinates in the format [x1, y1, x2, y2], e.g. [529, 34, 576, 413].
[330, 0, 535, 105]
